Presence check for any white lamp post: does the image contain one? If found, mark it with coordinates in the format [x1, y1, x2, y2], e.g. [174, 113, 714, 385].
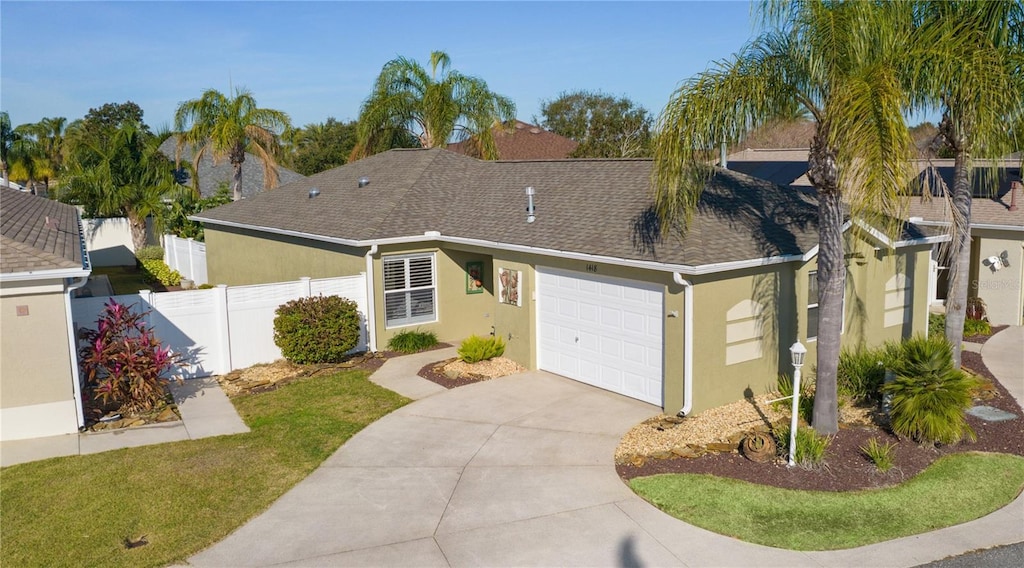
[788, 341, 807, 467]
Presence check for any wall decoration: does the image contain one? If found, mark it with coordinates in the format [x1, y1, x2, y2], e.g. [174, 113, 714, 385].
[466, 261, 484, 294]
[498, 268, 522, 307]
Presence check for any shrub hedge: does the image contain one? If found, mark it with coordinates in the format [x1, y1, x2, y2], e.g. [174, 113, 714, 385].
[273, 295, 362, 364]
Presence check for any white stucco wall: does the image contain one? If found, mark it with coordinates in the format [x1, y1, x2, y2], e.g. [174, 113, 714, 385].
[973, 231, 1024, 326]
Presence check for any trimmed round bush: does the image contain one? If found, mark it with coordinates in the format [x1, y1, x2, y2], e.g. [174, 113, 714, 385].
[273, 295, 362, 364]
[882, 335, 978, 446]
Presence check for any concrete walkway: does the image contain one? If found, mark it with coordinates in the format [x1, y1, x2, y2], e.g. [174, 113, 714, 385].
[188, 332, 1024, 568]
[0, 377, 249, 467]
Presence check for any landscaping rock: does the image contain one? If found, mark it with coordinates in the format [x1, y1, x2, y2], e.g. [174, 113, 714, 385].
[705, 442, 738, 453]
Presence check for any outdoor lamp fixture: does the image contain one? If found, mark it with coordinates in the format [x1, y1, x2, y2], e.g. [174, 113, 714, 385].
[358, 176, 370, 188]
[788, 341, 807, 467]
[525, 186, 536, 223]
[308, 187, 321, 199]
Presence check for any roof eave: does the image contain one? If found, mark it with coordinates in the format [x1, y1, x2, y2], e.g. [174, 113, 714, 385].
[0, 267, 91, 283]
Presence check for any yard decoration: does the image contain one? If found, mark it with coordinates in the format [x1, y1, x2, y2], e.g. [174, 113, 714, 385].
[741, 432, 776, 463]
[78, 299, 183, 415]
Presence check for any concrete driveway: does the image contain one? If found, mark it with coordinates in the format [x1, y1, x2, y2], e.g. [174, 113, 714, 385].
[189, 343, 1024, 567]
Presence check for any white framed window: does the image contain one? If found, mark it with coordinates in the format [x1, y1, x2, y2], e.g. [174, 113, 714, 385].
[383, 253, 436, 327]
[807, 271, 819, 341]
[807, 269, 845, 342]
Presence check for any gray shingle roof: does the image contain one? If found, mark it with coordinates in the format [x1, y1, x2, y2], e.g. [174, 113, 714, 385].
[1, 188, 87, 274]
[196, 148, 826, 267]
[159, 138, 306, 200]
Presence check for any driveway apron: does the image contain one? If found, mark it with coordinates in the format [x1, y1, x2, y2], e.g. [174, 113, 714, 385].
[190, 334, 1024, 567]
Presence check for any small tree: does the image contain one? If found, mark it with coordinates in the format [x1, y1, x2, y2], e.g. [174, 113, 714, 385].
[79, 299, 181, 415]
[273, 296, 362, 364]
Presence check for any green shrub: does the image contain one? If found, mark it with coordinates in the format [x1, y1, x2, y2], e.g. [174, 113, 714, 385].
[861, 437, 897, 472]
[773, 373, 814, 422]
[963, 318, 992, 337]
[837, 346, 890, 403]
[273, 295, 362, 364]
[775, 424, 831, 468]
[387, 329, 438, 353]
[140, 259, 182, 287]
[458, 334, 506, 363]
[135, 245, 165, 261]
[882, 335, 978, 446]
[928, 313, 945, 338]
[197, 283, 216, 290]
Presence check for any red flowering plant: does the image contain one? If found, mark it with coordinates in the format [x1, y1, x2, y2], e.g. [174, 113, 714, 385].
[78, 299, 182, 415]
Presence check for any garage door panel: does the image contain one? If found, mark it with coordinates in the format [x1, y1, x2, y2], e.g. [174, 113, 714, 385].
[537, 267, 663, 406]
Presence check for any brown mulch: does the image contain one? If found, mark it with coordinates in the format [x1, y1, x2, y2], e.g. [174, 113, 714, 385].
[963, 325, 1008, 344]
[418, 356, 526, 389]
[217, 351, 391, 397]
[616, 351, 1024, 491]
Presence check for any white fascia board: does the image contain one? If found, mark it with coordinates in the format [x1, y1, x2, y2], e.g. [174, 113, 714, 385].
[196, 218, 807, 277]
[909, 219, 1024, 233]
[0, 267, 90, 283]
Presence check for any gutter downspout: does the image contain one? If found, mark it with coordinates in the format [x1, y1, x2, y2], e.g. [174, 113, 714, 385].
[673, 273, 694, 417]
[365, 244, 378, 352]
[64, 275, 90, 429]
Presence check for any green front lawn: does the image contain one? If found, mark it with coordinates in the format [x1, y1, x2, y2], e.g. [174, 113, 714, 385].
[0, 370, 409, 568]
[630, 452, 1024, 550]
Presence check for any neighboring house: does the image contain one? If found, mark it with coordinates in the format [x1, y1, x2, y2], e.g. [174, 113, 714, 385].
[1, 188, 91, 441]
[194, 148, 940, 415]
[158, 138, 306, 200]
[447, 120, 579, 160]
[727, 148, 1024, 326]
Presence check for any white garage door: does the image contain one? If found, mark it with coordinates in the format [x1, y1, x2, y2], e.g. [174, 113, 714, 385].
[537, 267, 663, 405]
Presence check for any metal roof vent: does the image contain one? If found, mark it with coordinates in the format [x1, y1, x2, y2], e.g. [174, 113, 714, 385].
[358, 176, 370, 188]
[525, 186, 536, 223]
[308, 187, 320, 199]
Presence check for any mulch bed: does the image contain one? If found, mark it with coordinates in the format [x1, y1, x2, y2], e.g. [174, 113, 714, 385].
[417, 360, 484, 389]
[616, 350, 1024, 491]
[964, 325, 1008, 344]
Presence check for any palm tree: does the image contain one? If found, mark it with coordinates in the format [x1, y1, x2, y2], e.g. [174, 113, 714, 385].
[57, 122, 184, 250]
[917, 1, 1024, 368]
[653, 0, 955, 434]
[1, 111, 14, 187]
[174, 88, 290, 201]
[352, 51, 516, 161]
[14, 117, 67, 193]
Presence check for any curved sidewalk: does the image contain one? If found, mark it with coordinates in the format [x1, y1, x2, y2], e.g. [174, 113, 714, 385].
[190, 331, 1024, 567]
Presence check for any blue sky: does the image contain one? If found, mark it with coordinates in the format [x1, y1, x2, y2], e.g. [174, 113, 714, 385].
[1, 1, 759, 130]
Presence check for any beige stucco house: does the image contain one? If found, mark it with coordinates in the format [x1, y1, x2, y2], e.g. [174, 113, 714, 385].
[728, 149, 1023, 326]
[1, 188, 91, 441]
[194, 148, 941, 415]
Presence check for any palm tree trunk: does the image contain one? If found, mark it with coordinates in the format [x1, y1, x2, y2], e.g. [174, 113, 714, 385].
[807, 131, 843, 435]
[943, 148, 972, 368]
[812, 189, 845, 434]
[128, 213, 149, 254]
[231, 161, 243, 201]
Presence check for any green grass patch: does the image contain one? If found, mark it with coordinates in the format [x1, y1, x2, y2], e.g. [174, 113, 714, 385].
[630, 453, 1024, 550]
[90, 266, 152, 295]
[0, 370, 408, 568]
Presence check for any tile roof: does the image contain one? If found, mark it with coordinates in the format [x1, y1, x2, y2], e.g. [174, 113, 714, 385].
[447, 121, 579, 161]
[196, 148, 827, 267]
[1, 188, 87, 274]
[159, 138, 306, 200]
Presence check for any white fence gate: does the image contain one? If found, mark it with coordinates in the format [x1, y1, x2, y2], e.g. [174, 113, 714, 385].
[71, 275, 367, 378]
[163, 234, 208, 285]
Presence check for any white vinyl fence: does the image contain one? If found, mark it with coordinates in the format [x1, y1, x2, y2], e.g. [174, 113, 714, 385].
[71, 275, 367, 378]
[163, 234, 208, 286]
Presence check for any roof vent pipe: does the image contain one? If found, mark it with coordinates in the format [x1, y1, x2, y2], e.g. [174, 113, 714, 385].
[308, 187, 321, 199]
[358, 176, 370, 188]
[525, 186, 536, 223]
[720, 141, 728, 169]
